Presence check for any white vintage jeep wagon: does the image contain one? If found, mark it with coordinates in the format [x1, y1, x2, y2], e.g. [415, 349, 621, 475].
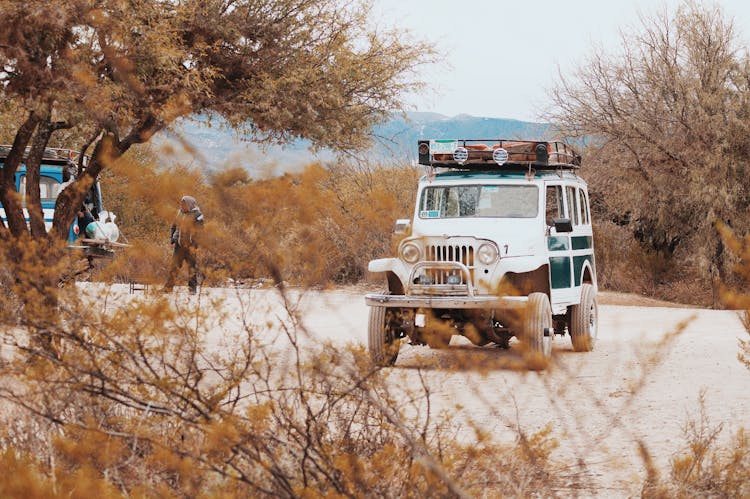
[365, 139, 597, 367]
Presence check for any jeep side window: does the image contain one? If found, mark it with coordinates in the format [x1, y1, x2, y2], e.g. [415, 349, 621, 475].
[566, 186, 579, 226]
[545, 185, 563, 226]
[580, 189, 590, 225]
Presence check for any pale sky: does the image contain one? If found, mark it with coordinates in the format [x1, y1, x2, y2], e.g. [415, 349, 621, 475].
[373, 0, 750, 122]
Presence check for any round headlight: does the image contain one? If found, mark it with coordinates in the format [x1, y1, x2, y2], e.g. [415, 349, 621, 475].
[400, 242, 421, 264]
[477, 243, 499, 265]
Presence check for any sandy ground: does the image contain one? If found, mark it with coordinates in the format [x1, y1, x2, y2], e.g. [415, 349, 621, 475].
[4, 284, 748, 496]
[191, 284, 748, 497]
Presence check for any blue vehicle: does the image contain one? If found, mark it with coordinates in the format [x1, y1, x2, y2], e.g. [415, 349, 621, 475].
[0, 146, 119, 255]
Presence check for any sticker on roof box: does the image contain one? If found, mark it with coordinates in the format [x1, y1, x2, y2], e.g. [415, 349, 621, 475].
[429, 140, 457, 155]
[420, 210, 441, 218]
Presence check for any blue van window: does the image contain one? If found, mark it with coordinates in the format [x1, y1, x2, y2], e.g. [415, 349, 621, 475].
[19, 175, 63, 205]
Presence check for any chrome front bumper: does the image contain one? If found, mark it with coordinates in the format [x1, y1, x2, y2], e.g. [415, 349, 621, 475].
[365, 294, 529, 309]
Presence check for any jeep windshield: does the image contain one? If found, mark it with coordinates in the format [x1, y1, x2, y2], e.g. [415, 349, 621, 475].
[419, 184, 538, 219]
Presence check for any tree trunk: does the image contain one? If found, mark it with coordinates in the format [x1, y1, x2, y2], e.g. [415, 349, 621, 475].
[51, 133, 116, 241]
[0, 182, 24, 237]
[52, 119, 162, 241]
[712, 235, 727, 309]
[0, 113, 40, 238]
[23, 116, 74, 239]
[25, 123, 54, 238]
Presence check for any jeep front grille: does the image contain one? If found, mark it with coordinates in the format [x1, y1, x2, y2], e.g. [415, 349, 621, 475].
[426, 244, 475, 266]
[424, 243, 475, 286]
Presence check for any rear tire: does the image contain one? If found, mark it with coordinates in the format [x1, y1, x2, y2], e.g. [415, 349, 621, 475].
[570, 283, 598, 352]
[521, 293, 553, 369]
[368, 305, 399, 366]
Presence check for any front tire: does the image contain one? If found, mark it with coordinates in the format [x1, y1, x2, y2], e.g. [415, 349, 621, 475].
[570, 283, 598, 352]
[521, 293, 553, 369]
[368, 305, 399, 366]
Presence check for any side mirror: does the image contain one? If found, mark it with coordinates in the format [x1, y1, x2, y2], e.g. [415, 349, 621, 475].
[393, 218, 411, 235]
[553, 217, 573, 233]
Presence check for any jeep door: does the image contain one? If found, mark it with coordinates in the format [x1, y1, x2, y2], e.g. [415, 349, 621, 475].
[569, 185, 595, 292]
[545, 182, 575, 307]
[545, 181, 595, 308]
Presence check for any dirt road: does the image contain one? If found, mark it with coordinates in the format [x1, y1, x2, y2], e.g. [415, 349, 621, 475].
[106, 283, 747, 496]
[239, 286, 748, 496]
[5, 283, 744, 496]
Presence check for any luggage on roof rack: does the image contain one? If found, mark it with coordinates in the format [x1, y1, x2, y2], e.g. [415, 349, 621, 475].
[417, 139, 581, 169]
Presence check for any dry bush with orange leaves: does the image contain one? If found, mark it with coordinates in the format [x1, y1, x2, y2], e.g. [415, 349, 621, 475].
[633, 225, 750, 497]
[0, 272, 566, 497]
[100, 148, 419, 288]
[717, 224, 750, 371]
[641, 392, 750, 498]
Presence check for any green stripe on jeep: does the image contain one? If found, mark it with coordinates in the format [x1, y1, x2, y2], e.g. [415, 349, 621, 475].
[572, 235, 593, 250]
[547, 236, 570, 251]
[550, 256, 571, 289]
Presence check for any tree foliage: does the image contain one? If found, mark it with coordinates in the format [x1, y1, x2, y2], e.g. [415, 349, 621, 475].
[0, 0, 433, 244]
[547, 1, 750, 300]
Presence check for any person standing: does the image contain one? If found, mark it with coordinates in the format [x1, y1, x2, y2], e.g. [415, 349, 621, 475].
[76, 205, 95, 237]
[164, 195, 204, 293]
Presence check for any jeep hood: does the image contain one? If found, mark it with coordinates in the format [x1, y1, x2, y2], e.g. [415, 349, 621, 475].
[410, 218, 545, 257]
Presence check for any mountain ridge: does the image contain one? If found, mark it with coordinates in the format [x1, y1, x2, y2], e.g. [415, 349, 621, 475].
[156, 112, 550, 175]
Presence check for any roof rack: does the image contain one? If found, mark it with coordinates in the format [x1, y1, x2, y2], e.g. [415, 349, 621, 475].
[417, 139, 581, 170]
[0, 145, 88, 167]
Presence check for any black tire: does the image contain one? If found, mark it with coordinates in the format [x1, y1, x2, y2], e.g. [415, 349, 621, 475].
[425, 330, 451, 349]
[521, 293, 552, 369]
[496, 336, 511, 349]
[368, 305, 399, 366]
[570, 283, 598, 352]
[464, 322, 491, 346]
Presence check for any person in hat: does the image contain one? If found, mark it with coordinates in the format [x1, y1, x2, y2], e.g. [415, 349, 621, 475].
[164, 195, 204, 293]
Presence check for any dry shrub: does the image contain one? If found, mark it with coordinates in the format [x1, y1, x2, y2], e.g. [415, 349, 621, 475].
[592, 218, 718, 306]
[549, 3, 750, 306]
[104, 143, 722, 305]
[207, 160, 419, 285]
[642, 393, 750, 498]
[0, 268, 23, 326]
[633, 224, 750, 496]
[593, 220, 653, 294]
[717, 224, 750, 371]
[102, 245, 168, 286]
[103, 151, 419, 287]
[0, 281, 565, 497]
